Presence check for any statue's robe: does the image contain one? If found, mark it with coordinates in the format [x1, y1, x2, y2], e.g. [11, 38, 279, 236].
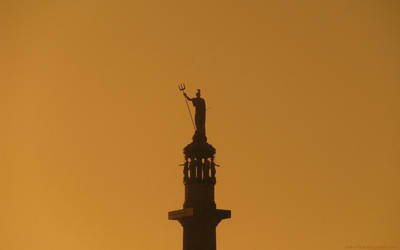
[191, 97, 206, 137]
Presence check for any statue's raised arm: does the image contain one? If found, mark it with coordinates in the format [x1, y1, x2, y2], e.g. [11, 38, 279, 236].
[183, 92, 193, 101]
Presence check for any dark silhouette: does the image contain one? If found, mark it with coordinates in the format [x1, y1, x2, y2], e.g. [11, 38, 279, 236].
[204, 159, 210, 180]
[184, 89, 206, 141]
[189, 158, 197, 180]
[183, 160, 189, 182]
[169, 85, 231, 250]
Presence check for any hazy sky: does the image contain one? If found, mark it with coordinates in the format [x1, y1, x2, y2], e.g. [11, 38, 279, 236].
[1, 1, 399, 250]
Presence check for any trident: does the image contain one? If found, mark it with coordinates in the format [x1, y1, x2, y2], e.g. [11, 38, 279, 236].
[178, 83, 196, 130]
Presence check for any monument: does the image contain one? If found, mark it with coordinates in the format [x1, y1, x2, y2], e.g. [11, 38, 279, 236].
[168, 84, 231, 250]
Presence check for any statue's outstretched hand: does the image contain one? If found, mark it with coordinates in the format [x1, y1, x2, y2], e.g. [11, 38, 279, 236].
[183, 92, 192, 101]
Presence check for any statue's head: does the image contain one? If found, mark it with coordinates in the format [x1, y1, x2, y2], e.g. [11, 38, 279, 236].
[196, 89, 201, 98]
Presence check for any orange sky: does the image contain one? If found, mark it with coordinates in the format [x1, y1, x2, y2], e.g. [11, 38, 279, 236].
[1, 1, 399, 250]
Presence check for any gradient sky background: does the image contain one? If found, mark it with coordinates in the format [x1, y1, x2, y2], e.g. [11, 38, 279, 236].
[1, 1, 399, 250]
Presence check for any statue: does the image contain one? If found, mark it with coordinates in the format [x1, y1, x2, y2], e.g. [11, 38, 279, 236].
[179, 84, 207, 143]
[196, 158, 203, 180]
[190, 158, 197, 180]
[184, 89, 206, 141]
[183, 160, 189, 181]
[211, 160, 216, 179]
[204, 159, 210, 180]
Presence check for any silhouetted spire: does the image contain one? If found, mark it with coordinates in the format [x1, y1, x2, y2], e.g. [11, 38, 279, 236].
[169, 86, 231, 250]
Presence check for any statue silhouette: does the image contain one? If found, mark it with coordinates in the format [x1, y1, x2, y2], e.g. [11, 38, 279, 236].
[190, 158, 197, 180]
[183, 160, 189, 182]
[170, 86, 231, 250]
[196, 158, 203, 181]
[184, 89, 206, 142]
[204, 159, 210, 180]
[211, 160, 216, 180]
